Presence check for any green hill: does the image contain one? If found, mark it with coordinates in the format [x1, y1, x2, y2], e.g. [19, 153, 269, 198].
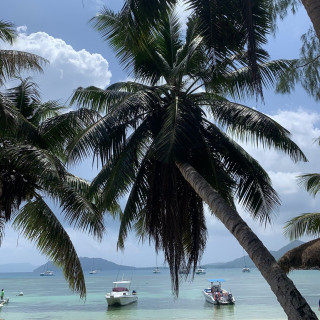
[33, 257, 136, 273]
[204, 240, 304, 269]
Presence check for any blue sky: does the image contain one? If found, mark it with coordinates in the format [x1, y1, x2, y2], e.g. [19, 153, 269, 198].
[1, 0, 320, 268]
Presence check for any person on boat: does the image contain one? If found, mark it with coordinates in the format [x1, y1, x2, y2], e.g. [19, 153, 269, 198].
[0, 289, 4, 300]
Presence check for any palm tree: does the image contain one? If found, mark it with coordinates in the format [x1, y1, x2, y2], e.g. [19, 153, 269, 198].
[69, 9, 317, 318]
[0, 78, 106, 298]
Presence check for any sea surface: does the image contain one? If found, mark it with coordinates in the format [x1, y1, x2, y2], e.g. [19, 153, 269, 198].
[0, 268, 319, 320]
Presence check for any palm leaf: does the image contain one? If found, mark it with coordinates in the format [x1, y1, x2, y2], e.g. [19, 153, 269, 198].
[284, 213, 320, 239]
[0, 20, 15, 43]
[0, 50, 48, 85]
[12, 198, 86, 298]
[298, 174, 320, 197]
[207, 99, 307, 163]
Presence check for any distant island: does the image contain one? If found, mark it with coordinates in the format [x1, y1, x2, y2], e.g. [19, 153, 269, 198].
[203, 240, 304, 269]
[0, 240, 305, 273]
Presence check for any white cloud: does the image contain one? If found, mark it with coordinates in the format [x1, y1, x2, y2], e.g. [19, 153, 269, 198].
[2, 27, 112, 103]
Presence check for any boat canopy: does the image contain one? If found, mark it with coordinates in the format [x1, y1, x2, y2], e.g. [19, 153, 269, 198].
[207, 279, 226, 282]
[113, 280, 131, 285]
[112, 287, 129, 292]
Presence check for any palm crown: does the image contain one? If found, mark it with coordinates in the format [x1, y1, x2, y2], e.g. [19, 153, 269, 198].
[69, 10, 306, 293]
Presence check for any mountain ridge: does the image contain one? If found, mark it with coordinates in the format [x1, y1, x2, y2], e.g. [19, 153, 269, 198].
[0, 240, 305, 272]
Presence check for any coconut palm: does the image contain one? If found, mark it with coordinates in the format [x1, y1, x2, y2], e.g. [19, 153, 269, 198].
[0, 78, 107, 298]
[68, 9, 317, 318]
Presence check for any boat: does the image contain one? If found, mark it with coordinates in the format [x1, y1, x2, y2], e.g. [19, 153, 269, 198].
[153, 267, 160, 273]
[105, 280, 138, 306]
[89, 258, 98, 274]
[40, 270, 54, 276]
[242, 253, 250, 272]
[202, 279, 235, 305]
[179, 268, 189, 274]
[0, 297, 9, 305]
[195, 267, 206, 274]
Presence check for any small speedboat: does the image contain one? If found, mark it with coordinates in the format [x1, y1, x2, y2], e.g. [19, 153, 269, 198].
[105, 280, 138, 306]
[153, 268, 160, 274]
[196, 267, 206, 274]
[40, 270, 54, 276]
[242, 267, 250, 272]
[89, 270, 98, 274]
[0, 297, 9, 305]
[203, 279, 235, 305]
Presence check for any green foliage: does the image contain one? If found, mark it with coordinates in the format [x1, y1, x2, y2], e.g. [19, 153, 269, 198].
[0, 78, 105, 298]
[276, 28, 320, 100]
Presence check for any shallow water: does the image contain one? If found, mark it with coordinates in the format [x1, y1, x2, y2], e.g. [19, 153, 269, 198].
[0, 268, 319, 319]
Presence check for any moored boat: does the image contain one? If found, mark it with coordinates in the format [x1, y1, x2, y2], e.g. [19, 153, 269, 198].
[195, 267, 206, 274]
[40, 270, 54, 276]
[153, 267, 160, 274]
[105, 280, 138, 306]
[242, 267, 250, 272]
[0, 297, 9, 306]
[202, 279, 235, 305]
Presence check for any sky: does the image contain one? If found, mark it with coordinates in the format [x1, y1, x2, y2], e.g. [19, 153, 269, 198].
[1, 0, 320, 269]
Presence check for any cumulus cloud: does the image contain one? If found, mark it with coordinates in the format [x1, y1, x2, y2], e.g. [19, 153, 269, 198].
[2, 27, 112, 103]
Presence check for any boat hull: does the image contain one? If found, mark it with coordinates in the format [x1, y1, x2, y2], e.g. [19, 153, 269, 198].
[105, 294, 138, 306]
[202, 290, 235, 305]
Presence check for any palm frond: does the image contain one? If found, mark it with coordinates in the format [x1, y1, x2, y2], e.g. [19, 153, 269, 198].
[0, 50, 48, 85]
[0, 20, 16, 43]
[298, 173, 320, 197]
[12, 198, 86, 298]
[284, 213, 320, 240]
[0, 216, 5, 246]
[207, 100, 307, 163]
[204, 122, 280, 223]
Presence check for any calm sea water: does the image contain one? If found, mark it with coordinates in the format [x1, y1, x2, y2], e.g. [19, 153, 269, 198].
[0, 268, 319, 320]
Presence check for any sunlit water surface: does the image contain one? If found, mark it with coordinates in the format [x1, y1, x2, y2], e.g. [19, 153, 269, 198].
[0, 268, 319, 319]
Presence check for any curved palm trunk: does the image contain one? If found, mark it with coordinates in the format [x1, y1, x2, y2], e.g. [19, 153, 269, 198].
[176, 162, 317, 320]
[301, 0, 320, 43]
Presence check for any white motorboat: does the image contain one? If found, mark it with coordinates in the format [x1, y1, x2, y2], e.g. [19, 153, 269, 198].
[153, 267, 160, 273]
[0, 297, 9, 305]
[40, 271, 54, 276]
[242, 267, 250, 272]
[203, 279, 235, 305]
[195, 267, 206, 274]
[105, 280, 138, 306]
[89, 270, 98, 274]
[40, 270, 54, 276]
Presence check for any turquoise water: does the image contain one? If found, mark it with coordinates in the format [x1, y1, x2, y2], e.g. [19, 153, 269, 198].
[0, 268, 319, 319]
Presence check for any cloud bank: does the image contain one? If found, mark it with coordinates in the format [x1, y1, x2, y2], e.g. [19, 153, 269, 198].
[3, 26, 112, 103]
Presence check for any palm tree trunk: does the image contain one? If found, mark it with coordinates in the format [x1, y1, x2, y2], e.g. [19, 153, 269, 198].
[176, 162, 317, 320]
[301, 0, 320, 43]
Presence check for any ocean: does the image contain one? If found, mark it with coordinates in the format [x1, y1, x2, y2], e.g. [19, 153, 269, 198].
[0, 268, 319, 320]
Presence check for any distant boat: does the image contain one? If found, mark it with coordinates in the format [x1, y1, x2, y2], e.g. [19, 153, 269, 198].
[89, 258, 98, 274]
[179, 268, 189, 274]
[196, 267, 206, 275]
[0, 297, 9, 305]
[202, 279, 235, 305]
[40, 270, 54, 276]
[105, 280, 138, 306]
[242, 252, 250, 272]
[153, 255, 160, 273]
